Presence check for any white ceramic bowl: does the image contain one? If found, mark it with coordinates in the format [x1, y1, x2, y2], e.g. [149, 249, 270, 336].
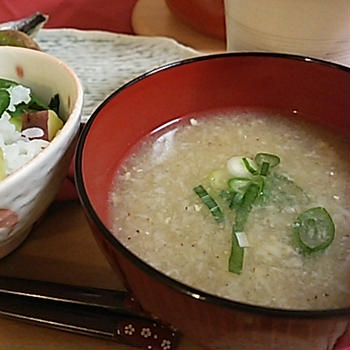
[0, 46, 83, 258]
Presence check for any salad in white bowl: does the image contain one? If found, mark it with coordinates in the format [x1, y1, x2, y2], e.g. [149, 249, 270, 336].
[0, 46, 83, 258]
[0, 78, 64, 179]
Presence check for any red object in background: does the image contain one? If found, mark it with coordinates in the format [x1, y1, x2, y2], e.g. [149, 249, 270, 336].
[165, 0, 225, 40]
[76, 53, 349, 350]
[0, 0, 138, 33]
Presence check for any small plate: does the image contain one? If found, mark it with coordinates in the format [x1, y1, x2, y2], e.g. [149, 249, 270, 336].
[36, 29, 200, 123]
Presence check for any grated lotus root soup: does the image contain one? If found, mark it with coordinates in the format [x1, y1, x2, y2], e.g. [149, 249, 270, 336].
[109, 110, 350, 310]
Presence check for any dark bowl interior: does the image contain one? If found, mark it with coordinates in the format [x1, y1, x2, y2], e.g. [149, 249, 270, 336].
[75, 53, 349, 349]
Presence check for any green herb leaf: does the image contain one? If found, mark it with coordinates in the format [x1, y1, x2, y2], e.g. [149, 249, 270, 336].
[0, 78, 17, 89]
[293, 207, 335, 254]
[0, 89, 10, 115]
[193, 185, 224, 223]
[0, 78, 50, 113]
[28, 92, 50, 111]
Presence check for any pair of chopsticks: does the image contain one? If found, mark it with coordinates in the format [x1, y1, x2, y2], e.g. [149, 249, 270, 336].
[0, 276, 179, 349]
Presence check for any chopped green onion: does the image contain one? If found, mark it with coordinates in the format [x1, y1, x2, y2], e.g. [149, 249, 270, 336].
[229, 183, 260, 274]
[255, 153, 280, 168]
[228, 177, 252, 194]
[193, 185, 224, 223]
[230, 192, 244, 209]
[229, 227, 244, 274]
[242, 157, 259, 175]
[260, 161, 270, 176]
[293, 207, 335, 254]
[234, 183, 260, 231]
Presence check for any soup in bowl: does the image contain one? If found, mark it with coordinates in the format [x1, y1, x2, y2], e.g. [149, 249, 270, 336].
[75, 53, 349, 350]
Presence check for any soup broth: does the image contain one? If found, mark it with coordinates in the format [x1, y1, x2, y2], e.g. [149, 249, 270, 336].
[110, 111, 350, 310]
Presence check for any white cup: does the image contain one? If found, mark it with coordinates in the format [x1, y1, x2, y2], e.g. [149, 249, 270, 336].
[224, 0, 350, 66]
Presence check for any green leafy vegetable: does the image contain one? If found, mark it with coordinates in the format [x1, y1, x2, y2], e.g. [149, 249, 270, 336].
[0, 78, 15, 89]
[0, 77, 51, 114]
[193, 185, 224, 223]
[28, 93, 50, 111]
[293, 207, 335, 254]
[0, 89, 10, 115]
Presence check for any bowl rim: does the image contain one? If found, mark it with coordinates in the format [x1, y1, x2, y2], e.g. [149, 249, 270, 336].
[75, 52, 350, 319]
[0, 46, 84, 190]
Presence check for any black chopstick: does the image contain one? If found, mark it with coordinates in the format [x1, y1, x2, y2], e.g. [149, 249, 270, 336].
[0, 276, 179, 349]
[0, 276, 135, 313]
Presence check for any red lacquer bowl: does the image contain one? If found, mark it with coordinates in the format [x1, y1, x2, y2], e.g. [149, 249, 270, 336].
[75, 53, 349, 350]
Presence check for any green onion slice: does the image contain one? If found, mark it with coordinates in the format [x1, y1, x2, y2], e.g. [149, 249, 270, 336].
[293, 207, 335, 254]
[230, 192, 244, 210]
[228, 177, 252, 194]
[242, 157, 259, 175]
[234, 183, 260, 232]
[229, 183, 260, 274]
[229, 227, 244, 274]
[193, 185, 224, 223]
[260, 161, 270, 176]
[255, 153, 280, 168]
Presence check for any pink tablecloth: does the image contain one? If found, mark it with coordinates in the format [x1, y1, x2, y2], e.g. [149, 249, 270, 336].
[0, 0, 138, 34]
